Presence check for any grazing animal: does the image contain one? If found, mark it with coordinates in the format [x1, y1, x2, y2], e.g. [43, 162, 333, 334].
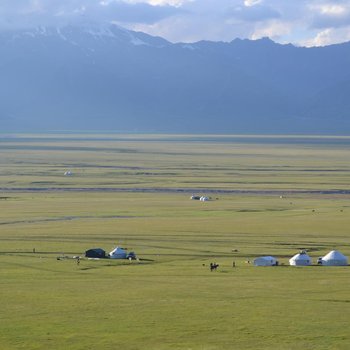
[210, 262, 219, 271]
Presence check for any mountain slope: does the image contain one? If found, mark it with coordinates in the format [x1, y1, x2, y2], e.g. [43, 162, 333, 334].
[1, 24, 350, 133]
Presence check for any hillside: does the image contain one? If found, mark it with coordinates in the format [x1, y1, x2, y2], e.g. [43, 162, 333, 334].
[1, 24, 350, 133]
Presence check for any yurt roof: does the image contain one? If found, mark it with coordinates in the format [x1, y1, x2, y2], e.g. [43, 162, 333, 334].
[110, 246, 126, 253]
[290, 253, 311, 260]
[322, 250, 347, 261]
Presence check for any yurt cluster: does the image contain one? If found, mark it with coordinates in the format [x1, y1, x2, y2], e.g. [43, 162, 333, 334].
[85, 246, 137, 260]
[254, 250, 348, 266]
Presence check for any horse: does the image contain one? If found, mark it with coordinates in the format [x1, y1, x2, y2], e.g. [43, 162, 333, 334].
[210, 262, 219, 271]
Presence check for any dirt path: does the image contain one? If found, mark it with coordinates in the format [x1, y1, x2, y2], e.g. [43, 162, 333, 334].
[1, 187, 350, 195]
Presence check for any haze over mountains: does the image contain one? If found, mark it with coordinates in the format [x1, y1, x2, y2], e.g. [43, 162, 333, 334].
[1, 23, 350, 134]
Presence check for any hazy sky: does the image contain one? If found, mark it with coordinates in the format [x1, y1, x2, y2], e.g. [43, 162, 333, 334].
[1, 0, 350, 46]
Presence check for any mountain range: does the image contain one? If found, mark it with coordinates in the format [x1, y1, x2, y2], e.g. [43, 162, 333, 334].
[1, 23, 350, 134]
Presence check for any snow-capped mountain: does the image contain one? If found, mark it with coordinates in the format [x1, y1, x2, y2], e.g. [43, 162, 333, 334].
[1, 23, 350, 133]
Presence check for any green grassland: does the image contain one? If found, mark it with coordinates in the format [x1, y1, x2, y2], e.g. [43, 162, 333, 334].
[1, 134, 350, 350]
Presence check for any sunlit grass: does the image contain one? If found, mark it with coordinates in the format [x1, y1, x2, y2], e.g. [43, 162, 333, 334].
[1, 134, 350, 349]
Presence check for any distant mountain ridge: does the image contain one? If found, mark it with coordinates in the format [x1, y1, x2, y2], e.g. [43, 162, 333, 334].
[1, 23, 350, 134]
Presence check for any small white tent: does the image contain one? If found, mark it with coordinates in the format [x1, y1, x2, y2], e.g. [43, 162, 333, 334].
[321, 250, 348, 266]
[289, 252, 312, 266]
[200, 196, 209, 201]
[64, 170, 73, 176]
[253, 256, 278, 266]
[109, 246, 127, 259]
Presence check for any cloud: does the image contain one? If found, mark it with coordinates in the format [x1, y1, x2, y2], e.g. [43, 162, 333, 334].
[99, 1, 184, 24]
[124, 0, 189, 5]
[0, 1, 350, 46]
[251, 20, 293, 41]
[0, 0, 183, 30]
[227, 3, 281, 23]
[244, 0, 262, 7]
[309, 2, 350, 29]
[303, 26, 350, 46]
[125, 0, 350, 45]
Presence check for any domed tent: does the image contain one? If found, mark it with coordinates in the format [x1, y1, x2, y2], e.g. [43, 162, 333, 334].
[321, 250, 348, 266]
[190, 195, 200, 200]
[253, 256, 278, 266]
[109, 246, 127, 259]
[289, 252, 312, 266]
[85, 248, 106, 259]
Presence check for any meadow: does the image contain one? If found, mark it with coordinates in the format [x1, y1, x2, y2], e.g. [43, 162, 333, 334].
[1, 134, 350, 350]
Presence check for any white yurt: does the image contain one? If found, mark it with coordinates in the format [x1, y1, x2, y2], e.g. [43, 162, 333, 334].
[200, 196, 209, 201]
[253, 256, 278, 266]
[321, 250, 348, 266]
[289, 252, 312, 266]
[109, 246, 127, 259]
[64, 170, 73, 176]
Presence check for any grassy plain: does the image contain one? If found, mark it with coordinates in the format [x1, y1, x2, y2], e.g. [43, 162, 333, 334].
[1, 134, 350, 350]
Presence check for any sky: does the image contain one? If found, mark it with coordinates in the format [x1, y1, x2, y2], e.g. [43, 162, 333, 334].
[1, 0, 350, 46]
